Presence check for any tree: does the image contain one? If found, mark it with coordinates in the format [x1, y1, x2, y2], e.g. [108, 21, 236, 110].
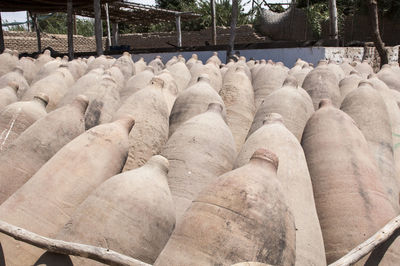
[328, 0, 338, 42]
[367, 0, 388, 66]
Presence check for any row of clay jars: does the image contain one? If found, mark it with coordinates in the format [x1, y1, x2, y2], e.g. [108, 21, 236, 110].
[189, 61, 223, 92]
[84, 73, 121, 130]
[219, 65, 256, 152]
[0, 95, 88, 204]
[0, 93, 48, 150]
[0, 82, 18, 110]
[18, 56, 36, 85]
[252, 62, 289, 108]
[56, 67, 104, 108]
[166, 58, 191, 92]
[377, 64, 400, 92]
[135, 57, 147, 73]
[248, 76, 314, 142]
[302, 61, 341, 110]
[0, 66, 30, 98]
[368, 75, 400, 189]
[114, 77, 169, 172]
[169, 74, 226, 137]
[162, 103, 236, 222]
[0, 117, 134, 266]
[341, 81, 400, 211]
[0, 50, 19, 77]
[22, 65, 75, 111]
[338, 71, 363, 103]
[120, 66, 155, 101]
[155, 149, 296, 266]
[36, 155, 175, 265]
[302, 99, 400, 264]
[112, 51, 136, 81]
[236, 113, 326, 266]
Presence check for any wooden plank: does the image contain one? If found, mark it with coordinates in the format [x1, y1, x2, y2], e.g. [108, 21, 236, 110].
[105, 3, 112, 48]
[112, 22, 119, 46]
[0, 220, 150, 266]
[0, 13, 4, 54]
[94, 0, 103, 55]
[176, 15, 182, 47]
[211, 0, 216, 45]
[31, 12, 42, 53]
[67, 0, 74, 60]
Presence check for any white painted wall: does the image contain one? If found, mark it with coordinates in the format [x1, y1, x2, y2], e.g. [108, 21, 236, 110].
[129, 47, 327, 68]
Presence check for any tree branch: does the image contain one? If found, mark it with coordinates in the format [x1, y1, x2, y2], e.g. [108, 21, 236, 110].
[329, 215, 400, 266]
[0, 220, 151, 266]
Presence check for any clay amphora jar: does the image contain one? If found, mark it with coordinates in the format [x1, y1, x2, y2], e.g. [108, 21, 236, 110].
[248, 76, 313, 142]
[113, 78, 169, 171]
[253, 62, 288, 108]
[302, 64, 340, 110]
[220, 66, 255, 152]
[40, 155, 175, 265]
[166, 59, 191, 92]
[0, 93, 48, 149]
[113, 51, 135, 80]
[341, 81, 400, 211]
[169, 74, 226, 137]
[155, 149, 295, 266]
[236, 113, 326, 266]
[120, 66, 155, 101]
[302, 99, 400, 264]
[134, 57, 147, 73]
[0, 82, 18, 110]
[339, 71, 363, 103]
[162, 103, 236, 222]
[84, 74, 121, 129]
[0, 95, 88, 203]
[0, 66, 30, 98]
[0, 116, 134, 266]
[189, 61, 223, 92]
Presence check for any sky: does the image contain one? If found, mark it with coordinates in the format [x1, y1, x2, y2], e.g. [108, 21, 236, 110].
[1, 0, 291, 25]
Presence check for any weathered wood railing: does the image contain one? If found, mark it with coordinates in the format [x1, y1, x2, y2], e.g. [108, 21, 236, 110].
[0, 215, 398, 266]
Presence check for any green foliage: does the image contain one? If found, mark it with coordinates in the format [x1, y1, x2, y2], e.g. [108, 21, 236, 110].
[2, 20, 26, 31]
[305, 2, 329, 39]
[156, 0, 197, 11]
[75, 18, 94, 37]
[31, 13, 94, 37]
[268, 4, 285, 13]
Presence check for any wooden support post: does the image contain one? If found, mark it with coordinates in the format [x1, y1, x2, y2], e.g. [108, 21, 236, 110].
[105, 3, 112, 48]
[93, 0, 103, 56]
[227, 0, 238, 62]
[0, 13, 4, 54]
[176, 14, 182, 47]
[329, 215, 400, 266]
[112, 22, 119, 46]
[32, 13, 42, 53]
[0, 220, 151, 266]
[328, 0, 338, 43]
[73, 14, 77, 35]
[211, 0, 217, 45]
[67, 0, 74, 60]
[26, 11, 31, 32]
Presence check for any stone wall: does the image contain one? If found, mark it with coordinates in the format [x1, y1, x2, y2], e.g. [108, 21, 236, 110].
[3, 25, 267, 53]
[118, 25, 269, 49]
[4, 31, 106, 54]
